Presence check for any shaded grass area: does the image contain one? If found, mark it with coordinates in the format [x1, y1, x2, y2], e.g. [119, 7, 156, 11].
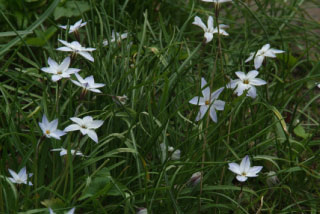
[0, 0, 320, 213]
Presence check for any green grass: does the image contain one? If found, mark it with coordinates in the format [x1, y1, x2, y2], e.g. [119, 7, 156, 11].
[0, 0, 320, 213]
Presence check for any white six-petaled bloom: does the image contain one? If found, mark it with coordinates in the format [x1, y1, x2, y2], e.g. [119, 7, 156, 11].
[41, 57, 80, 82]
[201, 0, 233, 4]
[51, 148, 84, 157]
[39, 115, 66, 140]
[71, 73, 105, 93]
[59, 19, 87, 34]
[228, 155, 263, 182]
[189, 77, 225, 122]
[245, 44, 284, 69]
[103, 30, 128, 46]
[193, 16, 228, 43]
[227, 70, 266, 99]
[8, 167, 33, 186]
[64, 116, 104, 143]
[57, 40, 96, 62]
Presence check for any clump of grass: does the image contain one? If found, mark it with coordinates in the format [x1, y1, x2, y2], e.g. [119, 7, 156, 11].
[0, 0, 319, 213]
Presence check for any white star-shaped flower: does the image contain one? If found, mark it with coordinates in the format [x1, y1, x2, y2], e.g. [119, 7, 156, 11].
[8, 167, 33, 186]
[41, 57, 80, 82]
[57, 40, 96, 62]
[228, 155, 263, 182]
[193, 16, 229, 43]
[59, 19, 87, 33]
[201, 0, 233, 4]
[103, 30, 128, 46]
[189, 77, 225, 122]
[227, 70, 266, 99]
[71, 73, 105, 93]
[245, 44, 284, 69]
[39, 115, 66, 140]
[64, 116, 104, 143]
[51, 148, 84, 157]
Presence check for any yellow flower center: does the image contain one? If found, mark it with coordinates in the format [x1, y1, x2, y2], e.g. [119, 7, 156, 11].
[205, 100, 210, 105]
[243, 79, 249, 84]
[57, 71, 62, 75]
[46, 130, 50, 135]
[241, 172, 247, 176]
[81, 125, 87, 129]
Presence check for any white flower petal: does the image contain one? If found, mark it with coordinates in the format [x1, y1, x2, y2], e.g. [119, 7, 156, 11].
[87, 130, 98, 143]
[90, 83, 105, 88]
[42, 115, 49, 126]
[247, 166, 263, 177]
[67, 208, 75, 214]
[239, 155, 251, 173]
[261, 44, 270, 52]
[246, 70, 259, 79]
[210, 87, 224, 100]
[207, 16, 214, 29]
[56, 47, 73, 52]
[228, 163, 241, 175]
[78, 51, 94, 62]
[226, 79, 239, 89]
[195, 105, 209, 121]
[236, 175, 248, 182]
[270, 48, 284, 54]
[18, 167, 27, 180]
[189, 96, 206, 105]
[70, 117, 83, 125]
[192, 16, 207, 31]
[51, 130, 66, 138]
[64, 124, 80, 132]
[209, 106, 217, 122]
[204, 32, 213, 43]
[250, 78, 266, 86]
[264, 50, 276, 58]
[234, 83, 247, 96]
[247, 86, 257, 98]
[60, 57, 71, 71]
[48, 57, 59, 69]
[51, 75, 62, 82]
[254, 55, 265, 69]
[245, 52, 254, 63]
[8, 169, 20, 181]
[89, 88, 102, 93]
[88, 120, 104, 129]
[201, 77, 210, 99]
[48, 119, 58, 130]
[235, 71, 246, 80]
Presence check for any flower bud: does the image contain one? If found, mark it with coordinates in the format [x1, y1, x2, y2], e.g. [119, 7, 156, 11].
[189, 171, 202, 186]
[266, 171, 279, 186]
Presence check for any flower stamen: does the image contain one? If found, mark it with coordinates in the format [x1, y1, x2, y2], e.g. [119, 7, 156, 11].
[243, 79, 249, 84]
